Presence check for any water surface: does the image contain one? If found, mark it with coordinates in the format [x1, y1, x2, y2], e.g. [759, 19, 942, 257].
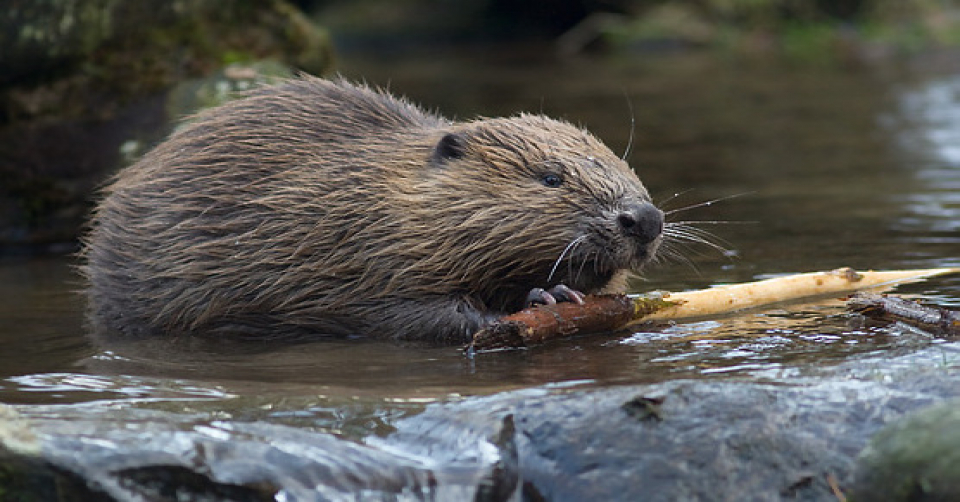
[2, 50, 959, 438]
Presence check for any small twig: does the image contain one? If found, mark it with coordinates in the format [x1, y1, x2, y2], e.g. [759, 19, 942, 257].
[827, 473, 847, 502]
[847, 292, 960, 337]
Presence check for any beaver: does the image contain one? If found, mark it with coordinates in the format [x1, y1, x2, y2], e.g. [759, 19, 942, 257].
[82, 77, 664, 344]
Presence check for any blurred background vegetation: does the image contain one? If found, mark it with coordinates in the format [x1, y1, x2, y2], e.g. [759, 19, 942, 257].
[3, 0, 960, 254]
[311, 0, 960, 60]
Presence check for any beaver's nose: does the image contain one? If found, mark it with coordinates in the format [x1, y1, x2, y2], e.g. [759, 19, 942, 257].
[617, 202, 664, 244]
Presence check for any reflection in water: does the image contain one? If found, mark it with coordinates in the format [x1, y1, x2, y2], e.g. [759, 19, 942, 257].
[889, 75, 960, 251]
[897, 74, 960, 166]
[616, 297, 926, 379]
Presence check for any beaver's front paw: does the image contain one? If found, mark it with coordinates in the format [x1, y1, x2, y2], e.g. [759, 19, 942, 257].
[525, 284, 586, 307]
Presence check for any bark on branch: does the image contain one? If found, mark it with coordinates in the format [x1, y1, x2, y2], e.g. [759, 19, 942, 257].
[847, 292, 960, 337]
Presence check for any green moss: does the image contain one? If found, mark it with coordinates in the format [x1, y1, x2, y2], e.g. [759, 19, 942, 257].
[604, 4, 716, 49]
[854, 400, 960, 500]
[165, 61, 294, 120]
[597, 0, 960, 63]
[221, 50, 255, 65]
[4, 0, 333, 122]
[779, 23, 842, 64]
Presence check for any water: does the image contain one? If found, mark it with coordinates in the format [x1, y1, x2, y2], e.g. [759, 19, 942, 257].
[2, 50, 959, 440]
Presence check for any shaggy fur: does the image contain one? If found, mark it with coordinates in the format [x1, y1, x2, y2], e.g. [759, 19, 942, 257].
[82, 77, 662, 343]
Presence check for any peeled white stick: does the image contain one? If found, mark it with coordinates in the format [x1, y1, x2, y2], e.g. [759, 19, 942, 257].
[469, 267, 960, 350]
[634, 267, 960, 325]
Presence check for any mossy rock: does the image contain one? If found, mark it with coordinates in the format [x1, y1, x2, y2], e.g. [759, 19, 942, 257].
[2, 0, 332, 118]
[0, 0, 333, 252]
[852, 399, 960, 501]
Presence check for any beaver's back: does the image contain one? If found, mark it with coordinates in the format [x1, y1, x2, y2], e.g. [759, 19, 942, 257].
[84, 78, 450, 339]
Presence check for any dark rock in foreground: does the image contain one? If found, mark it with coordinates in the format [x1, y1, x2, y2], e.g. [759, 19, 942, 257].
[383, 357, 960, 501]
[2, 344, 960, 501]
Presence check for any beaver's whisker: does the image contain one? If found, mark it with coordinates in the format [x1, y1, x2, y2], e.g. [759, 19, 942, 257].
[662, 192, 751, 216]
[575, 248, 594, 285]
[655, 239, 702, 272]
[666, 220, 754, 226]
[665, 221, 732, 237]
[655, 189, 695, 209]
[649, 192, 745, 274]
[664, 226, 722, 246]
[621, 91, 636, 161]
[566, 238, 585, 281]
[663, 224, 732, 254]
[548, 235, 587, 282]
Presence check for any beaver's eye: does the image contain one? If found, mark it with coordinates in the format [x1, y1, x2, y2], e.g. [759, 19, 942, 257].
[541, 173, 563, 188]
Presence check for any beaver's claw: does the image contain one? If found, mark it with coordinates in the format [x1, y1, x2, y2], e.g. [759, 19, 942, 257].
[525, 284, 586, 307]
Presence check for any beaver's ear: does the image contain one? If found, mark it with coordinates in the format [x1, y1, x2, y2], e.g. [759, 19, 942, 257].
[432, 132, 466, 163]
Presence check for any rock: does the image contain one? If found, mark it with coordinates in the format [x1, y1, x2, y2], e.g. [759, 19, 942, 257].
[0, 402, 40, 456]
[852, 399, 960, 501]
[3, 406, 518, 501]
[0, 403, 109, 501]
[0, 0, 334, 252]
[381, 345, 960, 501]
[5, 345, 960, 501]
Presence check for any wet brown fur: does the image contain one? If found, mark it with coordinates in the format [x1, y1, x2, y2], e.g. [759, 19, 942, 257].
[82, 77, 658, 344]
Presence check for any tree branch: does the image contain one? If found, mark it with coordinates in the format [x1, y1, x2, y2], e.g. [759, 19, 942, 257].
[467, 267, 960, 352]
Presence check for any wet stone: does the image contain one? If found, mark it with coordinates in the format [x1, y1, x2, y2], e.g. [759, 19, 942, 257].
[5, 345, 959, 501]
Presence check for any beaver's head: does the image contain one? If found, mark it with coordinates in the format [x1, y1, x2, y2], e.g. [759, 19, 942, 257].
[407, 114, 662, 311]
